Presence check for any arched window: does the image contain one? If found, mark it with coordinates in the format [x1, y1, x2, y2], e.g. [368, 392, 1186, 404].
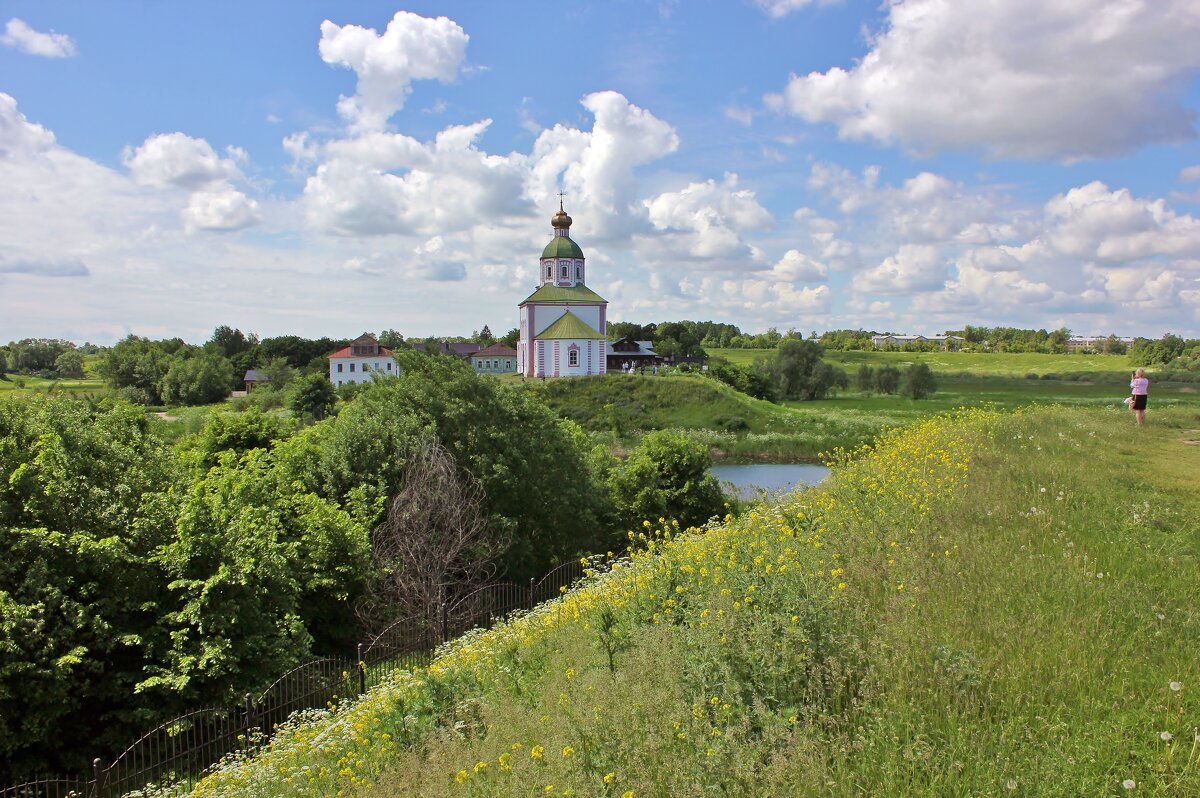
[560, 264, 568, 279]
[575, 264, 582, 280]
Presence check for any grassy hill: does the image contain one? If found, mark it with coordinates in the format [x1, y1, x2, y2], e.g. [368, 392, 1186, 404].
[180, 405, 1200, 798]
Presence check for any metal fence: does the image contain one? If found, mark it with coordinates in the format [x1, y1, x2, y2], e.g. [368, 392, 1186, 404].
[1, 558, 596, 798]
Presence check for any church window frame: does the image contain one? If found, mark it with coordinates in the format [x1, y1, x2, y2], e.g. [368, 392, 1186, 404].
[568, 346, 580, 367]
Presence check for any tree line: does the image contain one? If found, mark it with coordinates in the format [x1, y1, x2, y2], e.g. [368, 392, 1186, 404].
[0, 351, 725, 782]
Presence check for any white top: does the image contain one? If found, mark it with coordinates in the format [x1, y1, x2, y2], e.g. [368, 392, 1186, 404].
[1131, 377, 1149, 395]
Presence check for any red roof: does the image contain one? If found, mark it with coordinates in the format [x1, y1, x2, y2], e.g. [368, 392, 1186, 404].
[472, 343, 517, 358]
[328, 346, 395, 359]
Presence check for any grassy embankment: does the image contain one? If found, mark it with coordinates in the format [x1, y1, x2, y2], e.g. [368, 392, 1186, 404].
[175, 404, 1200, 798]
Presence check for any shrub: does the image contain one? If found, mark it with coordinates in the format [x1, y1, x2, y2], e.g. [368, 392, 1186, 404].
[903, 363, 938, 399]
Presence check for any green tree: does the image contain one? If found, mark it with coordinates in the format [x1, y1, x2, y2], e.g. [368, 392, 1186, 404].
[206, 325, 257, 358]
[477, 324, 494, 343]
[0, 398, 179, 779]
[96, 335, 180, 404]
[500, 327, 520, 348]
[147, 449, 369, 699]
[53, 349, 85, 378]
[874, 366, 901, 394]
[0, 348, 8, 374]
[289, 373, 337, 420]
[608, 430, 725, 532]
[759, 339, 845, 400]
[856, 364, 875, 392]
[378, 329, 404, 349]
[903, 363, 938, 399]
[186, 407, 296, 471]
[278, 354, 609, 579]
[159, 353, 234, 406]
[260, 355, 295, 392]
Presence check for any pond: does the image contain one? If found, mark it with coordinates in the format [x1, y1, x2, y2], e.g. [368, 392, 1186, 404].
[710, 463, 831, 499]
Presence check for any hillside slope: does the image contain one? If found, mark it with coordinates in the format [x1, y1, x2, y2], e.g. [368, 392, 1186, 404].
[184, 406, 1200, 798]
[522, 373, 901, 461]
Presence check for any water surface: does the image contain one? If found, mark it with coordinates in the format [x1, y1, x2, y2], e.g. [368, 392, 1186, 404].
[710, 463, 830, 499]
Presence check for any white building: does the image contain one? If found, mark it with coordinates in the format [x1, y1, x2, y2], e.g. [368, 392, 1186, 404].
[328, 333, 397, 387]
[517, 204, 608, 377]
[872, 334, 964, 351]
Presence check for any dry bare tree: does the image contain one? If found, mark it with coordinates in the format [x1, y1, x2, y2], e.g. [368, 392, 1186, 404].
[364, 438, 509, 638]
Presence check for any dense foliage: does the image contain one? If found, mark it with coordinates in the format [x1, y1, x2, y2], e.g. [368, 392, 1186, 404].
[1, 357, 732, 781]
[707, 340, 848, 402]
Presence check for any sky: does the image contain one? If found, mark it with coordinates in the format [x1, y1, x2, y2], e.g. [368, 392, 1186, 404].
[1, 0, 1199, 345]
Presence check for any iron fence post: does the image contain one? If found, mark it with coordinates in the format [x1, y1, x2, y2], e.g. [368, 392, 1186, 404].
[528, 576, 536, 610]
[92, 757, 102, 798]
[357, 642, 366, 695]
[438, 602, 447, 644]
[242, 692, 254, 749]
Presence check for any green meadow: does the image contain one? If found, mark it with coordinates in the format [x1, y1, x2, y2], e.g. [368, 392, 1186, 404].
[525, 371, 1200, 462]
[709, 347, 1135, 378]
[176, 405, 1200, 798]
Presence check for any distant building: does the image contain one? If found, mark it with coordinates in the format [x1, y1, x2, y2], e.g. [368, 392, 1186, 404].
[471, 343, 518, 374]
[1065, 335, 1135, 353]
[606, 335, 660, 371]
[327, 333, 396, 387]
[412, 341, 483, 358]
[518, 204, 609, 377]
[243, 369, 268, 392]
[872, 334, 964, 351]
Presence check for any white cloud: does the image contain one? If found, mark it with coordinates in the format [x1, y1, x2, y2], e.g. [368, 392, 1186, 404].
[754, 0, 827, 19]
[123, 132, 243, 188]
[856, 244, 948, 293]
[301, 89, 680, 243]
[302, 119, 530, 237]
[0, 92, 56, 154]
[770, 249, 827, 282]
[765, 0, 1200, 160]
[723, 105, 754, 126]
[182, 184, 262, 232]
[2, 18, 76, 58]
[1178, 165, 1200, 183]
[1043, 181, 1200, 262]
[643, 173, 772, 262]
[318, 12, 469, 131]
[0, 254, 88, 277]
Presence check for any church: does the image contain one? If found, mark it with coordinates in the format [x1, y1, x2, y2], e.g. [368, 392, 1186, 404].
[517, 204, 609, 377]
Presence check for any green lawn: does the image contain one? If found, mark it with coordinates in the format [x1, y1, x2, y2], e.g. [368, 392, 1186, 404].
[708, 347, 1136, 377]
[0, 374, 106, 396]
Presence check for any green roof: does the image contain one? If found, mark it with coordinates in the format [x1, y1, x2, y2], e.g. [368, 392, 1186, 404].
[541, 235, 585, 259]
[535, 311, 606, 341]
[520, 283, 608, 305]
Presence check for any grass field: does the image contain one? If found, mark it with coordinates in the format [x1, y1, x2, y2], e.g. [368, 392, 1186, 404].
[525, 372, 1200, 462]
[708, 347, 1137, 378]
[0, 374, 106, 396]
[175, 405, 1200, 798]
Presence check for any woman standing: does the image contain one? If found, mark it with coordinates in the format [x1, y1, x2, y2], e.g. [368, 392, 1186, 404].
[1130, 368, 1149, 426]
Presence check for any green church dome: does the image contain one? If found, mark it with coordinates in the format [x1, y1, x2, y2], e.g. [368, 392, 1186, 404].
[541, 235, 585, 260]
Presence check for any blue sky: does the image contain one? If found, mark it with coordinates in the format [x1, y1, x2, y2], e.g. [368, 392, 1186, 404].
[2, 0, 1199, 344]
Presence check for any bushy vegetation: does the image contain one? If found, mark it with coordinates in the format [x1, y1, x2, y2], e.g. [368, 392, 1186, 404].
[0, 356, 734, 781]
[705, 339, 849, 402]
[165, 405, 1200, 798]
